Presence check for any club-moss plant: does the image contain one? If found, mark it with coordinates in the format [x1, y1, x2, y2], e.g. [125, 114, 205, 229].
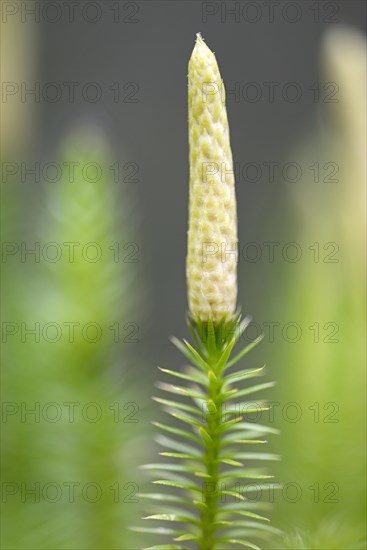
[139, 35, 279, 550]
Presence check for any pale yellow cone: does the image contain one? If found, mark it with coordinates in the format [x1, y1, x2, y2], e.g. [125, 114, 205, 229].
[186, 34, 238, 323]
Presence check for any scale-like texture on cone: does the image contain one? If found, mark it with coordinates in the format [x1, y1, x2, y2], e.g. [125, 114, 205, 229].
[187, 34, 238, 323]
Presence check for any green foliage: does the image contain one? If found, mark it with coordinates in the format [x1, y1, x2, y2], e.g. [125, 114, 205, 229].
[138, 315, 279, 549]
[1, 127, 146, 549]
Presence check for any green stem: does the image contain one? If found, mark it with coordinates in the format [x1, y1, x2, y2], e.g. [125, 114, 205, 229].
[199, 358, 222, 550]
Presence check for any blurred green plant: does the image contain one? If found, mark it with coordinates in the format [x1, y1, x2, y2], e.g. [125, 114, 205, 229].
[2, 126, 148, 549]
[266, 26, 366, 546]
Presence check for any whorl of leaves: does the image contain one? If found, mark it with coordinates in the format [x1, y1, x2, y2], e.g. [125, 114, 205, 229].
[135, 315, 281, 550]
